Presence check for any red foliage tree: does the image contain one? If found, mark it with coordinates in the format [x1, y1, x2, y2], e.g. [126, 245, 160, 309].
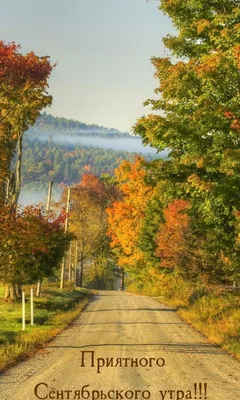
[0, 40, 54, 205]
[155, 200, 193, 272]
[0, 205, 71, 300]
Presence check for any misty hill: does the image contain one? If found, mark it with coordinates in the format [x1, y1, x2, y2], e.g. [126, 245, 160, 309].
[21, 113, 165, 204]
[21, 137, 156, 190]
[28, 113, 132, 138]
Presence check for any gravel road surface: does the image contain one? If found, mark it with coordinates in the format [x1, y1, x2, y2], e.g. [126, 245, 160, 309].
[0, 291, 239, 400]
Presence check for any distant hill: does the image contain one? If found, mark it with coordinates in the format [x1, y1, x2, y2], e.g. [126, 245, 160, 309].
[28, 112, 132, 138]
[21, 136, 142, 189]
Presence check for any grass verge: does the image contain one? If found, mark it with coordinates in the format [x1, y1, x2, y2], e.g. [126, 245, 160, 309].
[127, 273, 240, 361]
[0, 283, 93, 372]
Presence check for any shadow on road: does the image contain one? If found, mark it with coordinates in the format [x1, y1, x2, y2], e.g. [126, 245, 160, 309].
[74, 321, 186, 325]
[96, 294, 126, 297]
[84, 308, 177, 312]
[47, 342, 223, 354]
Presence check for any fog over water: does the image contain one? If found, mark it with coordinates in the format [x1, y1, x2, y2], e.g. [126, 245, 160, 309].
[19, 188, 61, 207]
[19, 190, 46, 205]
[35, 134, 163, 156]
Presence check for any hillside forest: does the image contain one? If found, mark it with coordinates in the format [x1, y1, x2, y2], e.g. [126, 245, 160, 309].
[21, 134, 158, 192]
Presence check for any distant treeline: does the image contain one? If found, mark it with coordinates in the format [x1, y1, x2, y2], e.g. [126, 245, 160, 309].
[28, 112, 132, 138]
[22, 137, 154, 188]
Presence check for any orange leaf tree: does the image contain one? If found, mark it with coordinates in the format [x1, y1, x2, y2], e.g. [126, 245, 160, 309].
[107, 157, 153, 276]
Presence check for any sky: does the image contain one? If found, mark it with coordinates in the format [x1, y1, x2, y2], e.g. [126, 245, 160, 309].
[1, 0, 175, 132]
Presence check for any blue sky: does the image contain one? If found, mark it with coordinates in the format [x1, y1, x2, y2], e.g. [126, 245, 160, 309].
[1, 0, 175, 131]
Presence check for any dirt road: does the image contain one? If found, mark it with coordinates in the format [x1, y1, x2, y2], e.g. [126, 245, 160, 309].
[0, 291, 239, 400]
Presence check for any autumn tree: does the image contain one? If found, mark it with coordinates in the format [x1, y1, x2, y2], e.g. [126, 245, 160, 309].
[155, 199, 198, 276]
[107, 157, 153, 276]
[62, 174, 116, 287]
[0, 205, 71, 300]
[85, 234, 118, 290]
[0, 41, 54, 205]
[133, 0, 240, 282]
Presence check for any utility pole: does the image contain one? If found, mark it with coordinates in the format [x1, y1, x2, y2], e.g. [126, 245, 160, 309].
[74, 240, 78, 287]
[60, 186, 71, 289]
[30, 288, 34, 326]
[68, 242, 72, 282]
[22, 291, 26, 331]
[37, 180, 53, 297]
[46, 180, 53, 213]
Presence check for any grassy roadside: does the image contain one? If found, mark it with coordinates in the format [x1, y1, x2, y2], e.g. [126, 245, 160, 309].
[0, 283, 94, 372]
[127, 273, 240, 361]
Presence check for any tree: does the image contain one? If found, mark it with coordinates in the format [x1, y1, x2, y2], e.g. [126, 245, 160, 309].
[0, 205, 71, 300]
[61, 174, 115, 287]
[155, 200, 195, 274]
[0, 40, 54, 205]
[134, 1, 240, 163]
[86, 234, 118, 290]
[106, 157, 153, 275]
[138, 181, 165, 266]
[133, 0, 240, 282]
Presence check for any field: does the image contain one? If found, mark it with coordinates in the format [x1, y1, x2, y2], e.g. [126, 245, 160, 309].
[0, 283, 93, 371]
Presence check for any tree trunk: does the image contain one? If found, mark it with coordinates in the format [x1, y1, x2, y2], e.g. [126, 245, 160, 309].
[4, 284, 11, 300]
[4, 283, 22, 301]
[8, 132, 23, 205]
[14, 284, 22, 299]
[2, 132, 24, 302]
[0, 124, 14, 206]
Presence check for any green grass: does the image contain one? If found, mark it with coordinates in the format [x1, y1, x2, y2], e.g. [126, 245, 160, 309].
[127, 273, 240, 361]
[0, 283, 93, 371]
